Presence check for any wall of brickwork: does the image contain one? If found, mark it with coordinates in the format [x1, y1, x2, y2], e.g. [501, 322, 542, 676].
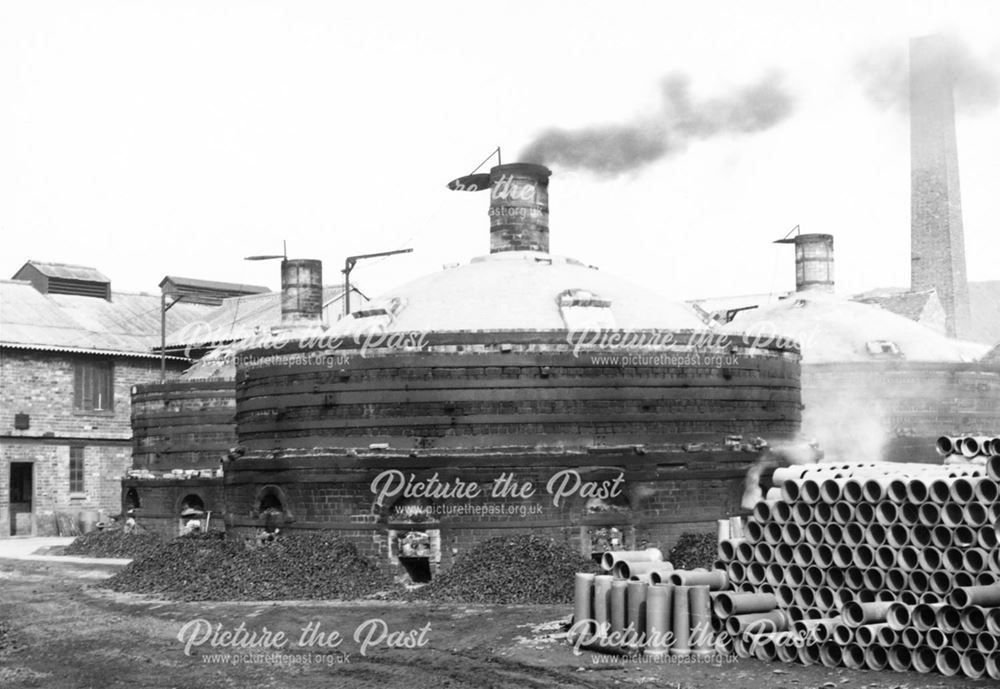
[131, 380, 237, 471]
[0, 441, 131, 535]
[221, 448, 749, 577]
[801, 361, 1000, 464]
[0, 350, 184, 440]
[120, 478, 226, 538]
[0, 348, 186, 536]
[235, 333, 801, 451]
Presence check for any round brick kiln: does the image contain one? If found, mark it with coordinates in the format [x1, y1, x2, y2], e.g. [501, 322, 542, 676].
[223, 163, 803, 578]
[121, 258, 327, 537]
[729, 288, 997, 465]
[123, 371, 233, 537]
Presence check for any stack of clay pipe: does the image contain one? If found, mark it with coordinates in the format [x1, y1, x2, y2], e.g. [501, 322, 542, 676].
[715, 458, 1000, 679]
[573, 547, 729, 656]
[936, 435, 1000, 462]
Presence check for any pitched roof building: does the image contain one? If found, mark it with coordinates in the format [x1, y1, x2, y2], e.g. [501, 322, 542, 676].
[1, 262, 228, 537]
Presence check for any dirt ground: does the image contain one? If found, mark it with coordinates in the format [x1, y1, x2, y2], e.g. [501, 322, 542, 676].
[0, 555, 986, 689]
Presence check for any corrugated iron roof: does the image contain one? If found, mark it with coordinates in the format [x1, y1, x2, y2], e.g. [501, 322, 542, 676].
[14, 260, 110, 283]
[0, 279, 213, 357]
[164, 285, 349, 349]
[853, 282, 1000, 347]
[853, 288, 936, 322]
[159, 276, 269, 294]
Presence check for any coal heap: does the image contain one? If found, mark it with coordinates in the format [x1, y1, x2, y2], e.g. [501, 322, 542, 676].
[667, 532, 718, 571]
[417, 534, 598, 605]
[104, 532, 393, 601]
[64, 529, 163, 560]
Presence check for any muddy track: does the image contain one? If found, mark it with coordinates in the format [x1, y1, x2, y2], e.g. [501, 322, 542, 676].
[339, 648, 609, 689]
[0, 557, 983, 689]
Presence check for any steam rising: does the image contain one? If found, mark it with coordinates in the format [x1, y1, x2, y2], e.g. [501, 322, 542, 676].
[520, 73, 795, 176]
[857, 36, 1000, 112]
[800, 376, 890, 468]
[741, 440, 824, 510]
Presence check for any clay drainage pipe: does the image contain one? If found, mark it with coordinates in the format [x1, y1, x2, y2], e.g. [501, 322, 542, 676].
[573, 573, 594, 637]
[886, 479, 909, 504]
[912, 647, 937, 673]
[936, 647, 962, 677]
[648, 567, 683, 585]
[671, 585, 691, 657]
[601, 548, 664, 572]
[876, 626, 898, 647]
[949, 478, 977, 503]
[905, 479, 929, 504]
[887, 645, 911, 671]
[842, 479, 865, 504]
[819, 479, 842, 503]
[610, 580, 628, 635]
[961, 650, 988, 679]
[712, 591, 778, 617]
[886, 603, 912, 630]
[688, 585, 713, 657]
[625, 580, 647, 642]
[950, 584, 1000, 608]
[615, 561, 673, 580]
[912, 603, 944, 631]
[936, 435, 960, 456]
[592, 575, 613, 637]
[725, 609, 787, 636]
[843, 602, 892, 627]
[819, 641, 842, 668]
[717, 539, 743, 562]
[644, 583, 671, 657]
[668, 570, 728, 590]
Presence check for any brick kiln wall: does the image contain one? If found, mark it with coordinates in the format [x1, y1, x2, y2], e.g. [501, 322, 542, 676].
[121, 478, 226, 538]
[221, 452, 748, 575]
[130, 380, 237, 472]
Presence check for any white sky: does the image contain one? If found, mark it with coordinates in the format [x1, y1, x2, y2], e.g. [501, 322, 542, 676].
[1, 0, 997, 303]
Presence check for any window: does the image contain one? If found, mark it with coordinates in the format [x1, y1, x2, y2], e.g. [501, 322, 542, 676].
[865, 340, 902, 358]
[70, 447, 85, 493]
[74, 360, 114, 411]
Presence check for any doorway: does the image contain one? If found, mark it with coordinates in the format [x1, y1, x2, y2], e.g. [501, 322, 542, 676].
[9, 462, 33, 536]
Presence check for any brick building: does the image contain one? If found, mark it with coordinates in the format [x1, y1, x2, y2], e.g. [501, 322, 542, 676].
[0, 261, 260, 536]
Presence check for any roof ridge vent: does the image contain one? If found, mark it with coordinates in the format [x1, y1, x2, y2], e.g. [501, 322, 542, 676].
[13, 260, 111, 300]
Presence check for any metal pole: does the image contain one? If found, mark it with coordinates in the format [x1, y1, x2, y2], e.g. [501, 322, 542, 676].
[160, 292, 166, 381]
[343, 259, 352, 317]
[341, 248, 412, 318]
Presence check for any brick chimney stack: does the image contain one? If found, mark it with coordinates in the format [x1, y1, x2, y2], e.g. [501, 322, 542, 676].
[488, 163, 551, 253]
[910, 34, 972, 339]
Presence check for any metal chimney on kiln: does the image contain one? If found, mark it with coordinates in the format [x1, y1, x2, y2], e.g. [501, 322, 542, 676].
[280, 259, 323, 323]
[774, 233, 834, 293]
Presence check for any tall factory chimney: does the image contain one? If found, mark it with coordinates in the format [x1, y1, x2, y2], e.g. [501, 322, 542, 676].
[774, 233, 835, 293]
[488, 163, 551, 253]
[910, 34, 972, 339]
[280, 259, 323, 323]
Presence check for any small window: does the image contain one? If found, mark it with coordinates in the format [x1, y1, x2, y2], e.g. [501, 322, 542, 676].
[70, 447, 85, 493]
[74, 360, 114, 411]
[865, 340, 902, 358]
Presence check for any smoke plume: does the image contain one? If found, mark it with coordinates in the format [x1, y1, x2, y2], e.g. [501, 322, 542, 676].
[856, 36, 1000, 113]
[520, 72, 795, 176]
